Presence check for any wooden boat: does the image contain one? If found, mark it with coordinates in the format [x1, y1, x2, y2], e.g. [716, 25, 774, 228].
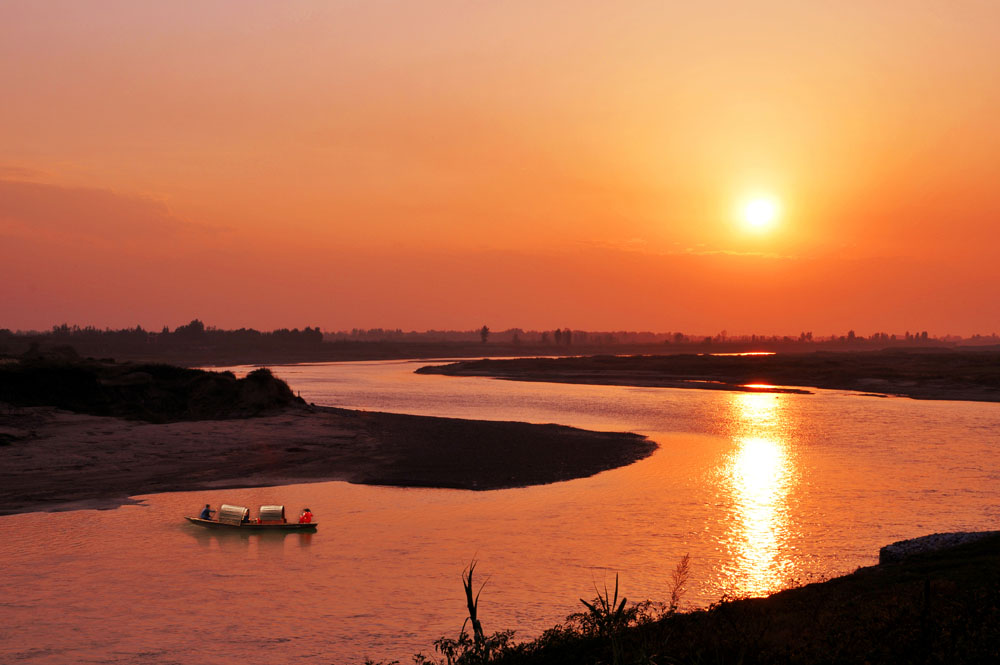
[185, 503, 317, 531]
[184, 516, 317, 531]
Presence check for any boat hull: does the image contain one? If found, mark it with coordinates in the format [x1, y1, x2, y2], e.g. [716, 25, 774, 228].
[185, 516, 317, 531]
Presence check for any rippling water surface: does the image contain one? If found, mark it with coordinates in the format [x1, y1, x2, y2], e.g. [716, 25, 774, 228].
[2, 359, 998, 664]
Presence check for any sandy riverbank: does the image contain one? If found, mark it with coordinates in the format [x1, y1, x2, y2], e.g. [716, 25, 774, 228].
[0, 403, 655, 516]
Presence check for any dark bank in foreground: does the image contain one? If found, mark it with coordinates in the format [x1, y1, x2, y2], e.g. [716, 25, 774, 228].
[373, 532, 1000, 665]
[0, 357, 654, 515]
[417, 349, 1000, 402]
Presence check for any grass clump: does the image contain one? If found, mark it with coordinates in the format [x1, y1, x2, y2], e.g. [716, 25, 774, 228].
[408, 559, 515, 665]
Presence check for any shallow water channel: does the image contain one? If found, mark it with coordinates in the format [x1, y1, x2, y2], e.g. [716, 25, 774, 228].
[2, 359, 998, 664]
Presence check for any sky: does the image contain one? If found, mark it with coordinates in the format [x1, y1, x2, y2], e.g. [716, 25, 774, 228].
[2, 1, 998, 336]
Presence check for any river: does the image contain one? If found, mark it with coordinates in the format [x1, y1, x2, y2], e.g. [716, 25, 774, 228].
[1, 359, 998, 664]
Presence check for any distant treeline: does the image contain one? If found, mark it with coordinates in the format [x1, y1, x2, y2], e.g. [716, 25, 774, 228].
[328, 326, 999, 347]
[1, 320, 998, 366]
[0, 319, 323, 362]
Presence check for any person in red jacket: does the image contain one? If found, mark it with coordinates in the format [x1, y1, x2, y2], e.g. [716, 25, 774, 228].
[298, 508, 313, 524]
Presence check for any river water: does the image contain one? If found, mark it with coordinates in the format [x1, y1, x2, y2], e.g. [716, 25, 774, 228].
[2, 359, 998, 664]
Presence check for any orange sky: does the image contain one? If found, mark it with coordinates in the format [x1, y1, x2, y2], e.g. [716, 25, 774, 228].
[2, 1, 998, 335]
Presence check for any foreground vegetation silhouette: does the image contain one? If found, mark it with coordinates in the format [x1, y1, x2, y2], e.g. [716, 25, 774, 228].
[367, 535, 1000, 664]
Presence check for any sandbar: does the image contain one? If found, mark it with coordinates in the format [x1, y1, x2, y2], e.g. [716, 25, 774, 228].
[416, 351, 1000, 402]
[0, 403, 655, 516]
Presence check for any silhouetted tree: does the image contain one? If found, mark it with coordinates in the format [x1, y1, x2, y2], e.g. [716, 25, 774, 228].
[175, 319, 206, 339]
[480, 325, 490, 344]
[554, 329, 563, 345]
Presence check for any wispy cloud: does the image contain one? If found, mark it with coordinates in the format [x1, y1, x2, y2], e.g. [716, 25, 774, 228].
[575, 237, 650, 253]
[679, 247, 797, 260]
[576, 237, 796, 260]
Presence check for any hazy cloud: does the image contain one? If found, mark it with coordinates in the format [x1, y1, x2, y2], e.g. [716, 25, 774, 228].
[0, 165, 49, 181]
[0, 179, 222, 244]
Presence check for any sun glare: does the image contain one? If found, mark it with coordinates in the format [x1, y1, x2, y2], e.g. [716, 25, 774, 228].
[742, 197, 780, 232]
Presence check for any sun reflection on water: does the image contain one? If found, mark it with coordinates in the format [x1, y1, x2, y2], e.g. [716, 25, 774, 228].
[719, 392, 796, 597]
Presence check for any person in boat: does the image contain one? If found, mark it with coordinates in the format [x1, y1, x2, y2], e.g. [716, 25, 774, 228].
[298, 508, 313, 524]
[199, 504, 215, 520]
[241, 509, 251, 524]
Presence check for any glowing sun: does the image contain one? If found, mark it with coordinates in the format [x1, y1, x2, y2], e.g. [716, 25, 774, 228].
[742, 197, 780, 231]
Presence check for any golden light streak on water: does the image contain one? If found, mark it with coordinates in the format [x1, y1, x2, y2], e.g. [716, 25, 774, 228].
[719, 392, 796, 597]
[734, 390, 782, 428]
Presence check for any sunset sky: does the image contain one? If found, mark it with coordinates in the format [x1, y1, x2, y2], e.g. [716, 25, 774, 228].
[2, 1, 998, 335]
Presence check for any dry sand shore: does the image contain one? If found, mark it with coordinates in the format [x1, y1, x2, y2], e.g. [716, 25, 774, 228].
[0, 403, 655, 516]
